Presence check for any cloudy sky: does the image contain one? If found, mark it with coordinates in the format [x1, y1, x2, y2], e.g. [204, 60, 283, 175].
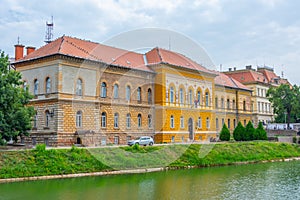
[1, 0, 300, 85]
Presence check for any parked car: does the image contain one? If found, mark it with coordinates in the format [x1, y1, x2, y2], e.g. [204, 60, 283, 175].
[128, 136, 154, 146]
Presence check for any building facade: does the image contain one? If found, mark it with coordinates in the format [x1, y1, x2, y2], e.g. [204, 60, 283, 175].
[13, 36, 267, 147]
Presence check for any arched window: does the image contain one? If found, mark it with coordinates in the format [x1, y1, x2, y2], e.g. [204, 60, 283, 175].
[126, 85, 131, 101]
[101, 82, 107, 98]
[197, 117, 202, 128]
[197, 91, 201, 105]
[76, 79, 82, 96]
[114, 113, 119, 128]
[137, 87, 142, 102]
[221, 98, 224, 108]
[227, 99, 230, 109]
[23, 81, 28, 91]
[148, 114, 152, 128]
[170, 87, 174, 103]
[189, 89, 193, 105]
[232, 99, 236, 110]
[205, 92, 209, 107]
[215, 97, 218, 108]
[180, 116, 184, 128]
[179, 88, 184, 104]
[46, 77, 51, 94]
[137, 114, 142, 128]
[206, 117, 210, 129]
[34, 79, 39, 95]
[126, 113, 131, 128]
[101, 112, 106, 128]
[113, 84, 119, 99]
[147, 88, 152, 104]
[243, 100, 246, 111]
[33, 112, 38, 128]
[170, 115, 174, 128]
[233, 119, 236, 128]
[76, 111, 82, 127]
[45, 110, 50, 127]
[228, 118, 231, 129]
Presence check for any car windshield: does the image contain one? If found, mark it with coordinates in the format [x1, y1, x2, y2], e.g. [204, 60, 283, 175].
[135, 137, 141, 140]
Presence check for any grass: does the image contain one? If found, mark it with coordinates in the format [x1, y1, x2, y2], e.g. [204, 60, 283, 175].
[1, 142, 300, 179]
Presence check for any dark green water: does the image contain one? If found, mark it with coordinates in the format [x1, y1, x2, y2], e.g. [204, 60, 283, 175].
[1, 161, 300, 200]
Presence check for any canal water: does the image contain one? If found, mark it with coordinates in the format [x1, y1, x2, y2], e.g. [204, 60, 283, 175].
[1, 161, 300, 200]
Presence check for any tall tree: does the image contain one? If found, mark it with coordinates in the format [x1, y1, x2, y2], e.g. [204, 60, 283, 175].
[267, 84, 300, 128]
[0, 51, 34, 144]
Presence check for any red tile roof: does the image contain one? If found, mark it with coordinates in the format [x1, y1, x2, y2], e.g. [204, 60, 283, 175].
[15, 36, 153, 72]
[146, 47, 217, 75]
[15, 36, 216, 75]
[225, 70, 268, 84]
[215, 72, 251, 91]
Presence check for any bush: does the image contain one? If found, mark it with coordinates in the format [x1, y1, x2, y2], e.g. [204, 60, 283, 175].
[293, 136, 297, 143]
[219, 124, 230, 141]
[256, 122, 267, 140]
[233, 122, 245, 141]
[245, 121, 255, 141]
[35, 144, 46, 152]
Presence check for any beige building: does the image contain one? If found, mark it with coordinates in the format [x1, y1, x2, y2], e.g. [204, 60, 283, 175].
[224, 65, 289, 126]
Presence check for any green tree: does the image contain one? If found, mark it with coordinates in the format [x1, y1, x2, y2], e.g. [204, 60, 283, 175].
[0, 51, 34, 144]
[267, 84, 300, 128]
[256, 122, 267, 140]
[233, 122, 245, 141]
[219, 123, 230, 141]
[245, 121, 255, 141]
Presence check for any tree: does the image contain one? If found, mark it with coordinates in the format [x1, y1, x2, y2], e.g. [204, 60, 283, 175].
[256, 122, 267, 140]
[233, 122, 245, 141]
[0, 51, 34, 144]
[267, 84, 300, 128]
[245, 121, 255, 141]
[219, 123, 230, 141]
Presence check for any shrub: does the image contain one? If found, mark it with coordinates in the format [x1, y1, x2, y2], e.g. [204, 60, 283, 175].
[35, 144, 46, 152]
[245, 121, 255, 141]
[293, 136, 297, 143]
[233, 122, 245, 141]
[256, 122, 267, 140]
[219, 124, 230, 141]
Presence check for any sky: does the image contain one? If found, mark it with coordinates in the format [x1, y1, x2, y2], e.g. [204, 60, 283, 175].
[1, 0, 300, 85]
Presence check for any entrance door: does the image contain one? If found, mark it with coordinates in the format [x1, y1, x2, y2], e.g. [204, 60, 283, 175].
[188, 118, 194, 141]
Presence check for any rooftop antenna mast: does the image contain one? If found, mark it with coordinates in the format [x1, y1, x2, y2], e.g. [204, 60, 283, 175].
[45, 16, 54, 44]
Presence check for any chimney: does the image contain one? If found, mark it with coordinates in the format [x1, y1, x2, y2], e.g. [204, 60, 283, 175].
[26, 46, 36, 55]
[14, 44, 25, 61]
[246, 65, 252, 70]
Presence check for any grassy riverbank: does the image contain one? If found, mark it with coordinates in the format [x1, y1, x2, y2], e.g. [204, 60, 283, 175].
[1, 142, 300, 179]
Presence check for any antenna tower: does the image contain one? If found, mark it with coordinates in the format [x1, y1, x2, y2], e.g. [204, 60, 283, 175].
[45, 16, 54, 43]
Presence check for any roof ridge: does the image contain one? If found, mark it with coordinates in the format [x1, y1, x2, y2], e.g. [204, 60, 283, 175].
[156, 47, 163, 62]
[57, 35, 65, 52]
[64, 37, 102, 61]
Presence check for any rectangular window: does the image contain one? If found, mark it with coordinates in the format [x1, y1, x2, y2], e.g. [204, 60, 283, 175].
[180, 117, 184, 128]
[228, 119, 230, 129]
[216, 118, 219, 130]
[114, 136, 119, 145]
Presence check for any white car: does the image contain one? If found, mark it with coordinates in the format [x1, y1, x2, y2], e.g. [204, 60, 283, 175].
[128, 136, 154, 146]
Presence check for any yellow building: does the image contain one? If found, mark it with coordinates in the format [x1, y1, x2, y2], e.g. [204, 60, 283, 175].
[145, 48, 218, 143]
[215, 73, 253, 133]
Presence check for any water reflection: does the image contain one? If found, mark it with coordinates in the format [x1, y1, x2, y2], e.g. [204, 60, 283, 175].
[0, 161, 299, 200]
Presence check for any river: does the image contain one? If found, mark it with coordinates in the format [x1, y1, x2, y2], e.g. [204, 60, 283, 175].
[1, 161, 300, 200]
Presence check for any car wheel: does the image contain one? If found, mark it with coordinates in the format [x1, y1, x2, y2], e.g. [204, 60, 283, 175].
[135, 142, 139, 145]
[149, 142, 153, 146]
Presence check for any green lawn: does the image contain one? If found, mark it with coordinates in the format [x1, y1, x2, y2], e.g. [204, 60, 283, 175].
[1, 142, 300, 179]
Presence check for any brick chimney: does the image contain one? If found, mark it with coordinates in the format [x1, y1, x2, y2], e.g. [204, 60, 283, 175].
[14, 44, 25, 61]
[26, 46, 35, 55]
